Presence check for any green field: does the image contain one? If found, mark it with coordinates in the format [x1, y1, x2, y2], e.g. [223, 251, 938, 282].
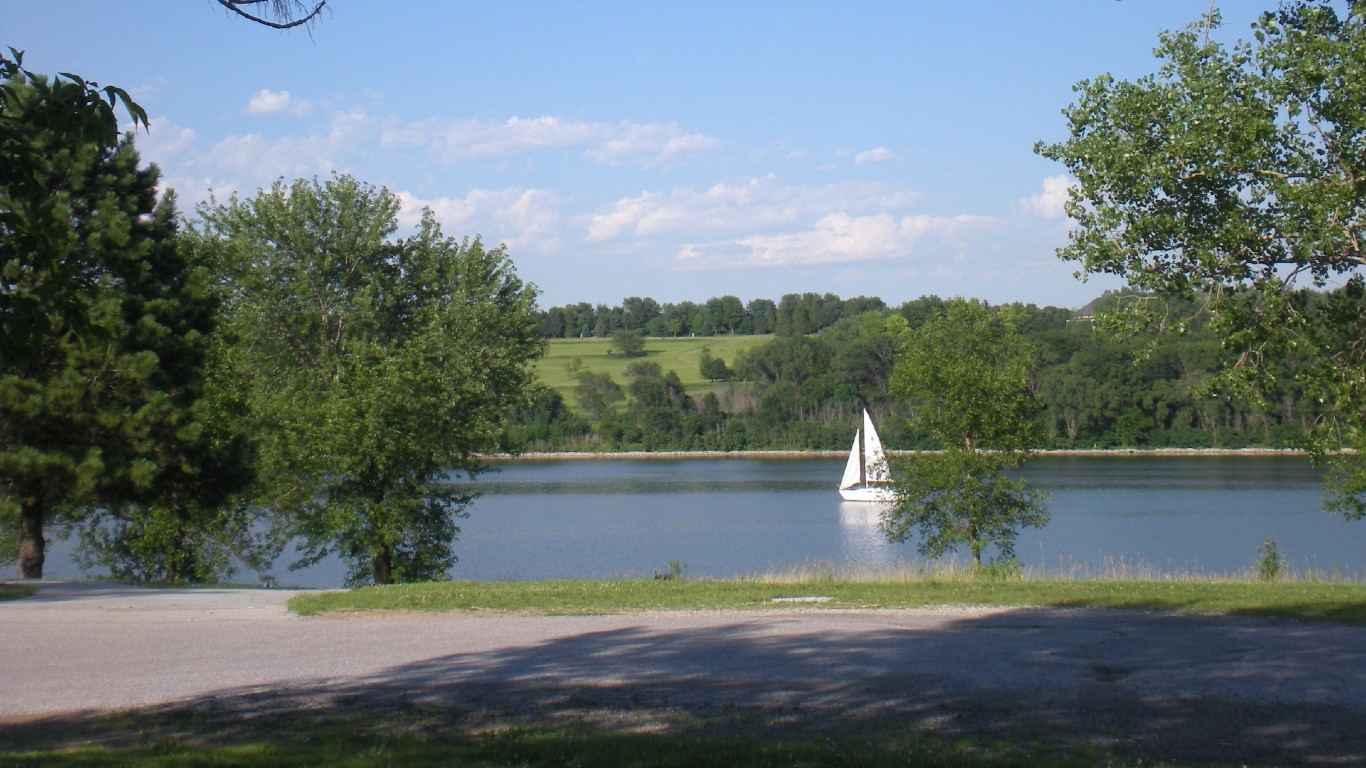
[534, 335, 768, 406]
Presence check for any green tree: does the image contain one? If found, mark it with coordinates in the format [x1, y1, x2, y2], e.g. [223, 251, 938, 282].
[194, 174, 544, 585]
[1, 51, 147, 367]
[73, 248, 260, 583]
[574, 369, 625, 420]
[697, 347, 733, 382]
[1036, 1, 1366, 517]
[0, 74, 225, 580]
[884, 300, 1049, 567]
[611, 328, 647, 357]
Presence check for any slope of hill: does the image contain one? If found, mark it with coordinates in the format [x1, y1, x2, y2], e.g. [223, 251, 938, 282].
[535, 335, 767, 407]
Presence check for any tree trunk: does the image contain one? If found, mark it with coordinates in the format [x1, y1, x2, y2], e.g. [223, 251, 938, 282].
[373, 545, 393, 585]
[18, 499, 45, 579]
[968, 522, 982, 569]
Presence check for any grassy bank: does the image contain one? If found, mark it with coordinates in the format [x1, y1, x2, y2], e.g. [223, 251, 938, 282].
[289, 575, 1366, 624]
[535, 335, 765, 407]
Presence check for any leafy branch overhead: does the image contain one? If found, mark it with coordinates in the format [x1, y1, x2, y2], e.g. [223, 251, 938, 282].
[1037, 0, 1366, 518]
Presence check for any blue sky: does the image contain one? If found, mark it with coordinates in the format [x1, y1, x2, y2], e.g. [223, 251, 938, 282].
[9, 1, 1271, 310]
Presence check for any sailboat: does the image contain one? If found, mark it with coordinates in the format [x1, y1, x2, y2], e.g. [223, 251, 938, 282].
[838, 408, 895, 502]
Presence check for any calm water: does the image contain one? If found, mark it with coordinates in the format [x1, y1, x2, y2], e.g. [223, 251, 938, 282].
[38, 455, 1366, 586]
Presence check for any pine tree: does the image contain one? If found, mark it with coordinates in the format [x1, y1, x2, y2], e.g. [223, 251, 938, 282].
[1, 73, 235, 579]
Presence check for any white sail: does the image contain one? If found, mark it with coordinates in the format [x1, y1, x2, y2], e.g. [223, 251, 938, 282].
[838, 408, 894, 502]
[862, 409, 891, 484]
[839, 428, 862, 491]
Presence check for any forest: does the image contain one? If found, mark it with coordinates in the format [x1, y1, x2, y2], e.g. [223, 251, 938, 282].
[515, 291, 1329, 453]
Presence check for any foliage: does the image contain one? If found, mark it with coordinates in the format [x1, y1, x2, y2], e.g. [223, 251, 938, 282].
[1256, 537, 1287, 583]
[885, 300, 1049, 567]
[573, 367, 624, 420]
[517, 291, 1337, 453]
[193, 174, 544, 585]
[0, 51, 147, 367]
[1036, 2, 1366, 516]
[610, 328, 646, 357]
[538, 292, 883, 340]
[0, 72, 230, 580]
[697, 347, 733, 381]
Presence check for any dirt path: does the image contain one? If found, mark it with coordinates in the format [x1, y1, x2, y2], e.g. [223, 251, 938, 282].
[3, 581, 1365, 765]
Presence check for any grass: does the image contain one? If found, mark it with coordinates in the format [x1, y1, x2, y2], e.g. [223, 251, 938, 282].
[535, 335, 766, 410]
[0, 707, 1172, 767]
[0, 583, 35, 601]
[288, 571, 1366, 625]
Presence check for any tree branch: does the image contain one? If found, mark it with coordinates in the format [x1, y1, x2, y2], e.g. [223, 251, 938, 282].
[215, 0, 326, 30]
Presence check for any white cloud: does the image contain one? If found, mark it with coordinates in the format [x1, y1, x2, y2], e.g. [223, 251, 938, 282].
[586, 177, 919, 242]
[383, 116, 719, 168]
[676, 212, 989, 270]
[1016, 174, 1072, 219]
[854, 147, 900, 165]
[398, 187, 565, 254]
[139, 116, 199, 159]
[582, 121, 721, 168]
[246, 89, 312, 116]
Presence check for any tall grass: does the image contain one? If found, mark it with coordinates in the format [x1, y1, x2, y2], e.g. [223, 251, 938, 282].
[744, 556, 1365, 585]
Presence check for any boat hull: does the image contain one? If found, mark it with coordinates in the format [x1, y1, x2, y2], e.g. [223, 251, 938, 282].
[839, 484, 896, 503]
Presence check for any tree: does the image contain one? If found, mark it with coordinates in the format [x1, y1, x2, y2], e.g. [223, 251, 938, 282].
[1, 50, 147, 367]
[621, 296, 661, 331]
[611, 328, 647, 357]
[697, 347, 733, 382]
[1035, 1, 1366, 517]
[1, 74, 221, 580]
[574, 369, 624, 420]
[884, 300, 1049, 567]
[193, 174, 544, 585]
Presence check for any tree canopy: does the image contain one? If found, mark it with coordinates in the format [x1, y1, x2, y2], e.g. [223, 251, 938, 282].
[193, 174, 545, 585]
[884, 300, 1049, 567]
[1036, 0, 1366, 518]
[1, 72, 216, 579]
[1, 50, 147, 367]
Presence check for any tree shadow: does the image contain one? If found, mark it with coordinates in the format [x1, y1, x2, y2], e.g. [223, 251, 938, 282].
[5, 607, 1365, 766]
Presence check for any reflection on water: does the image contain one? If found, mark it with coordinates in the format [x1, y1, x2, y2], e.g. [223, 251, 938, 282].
[33, 454, 1366, 588]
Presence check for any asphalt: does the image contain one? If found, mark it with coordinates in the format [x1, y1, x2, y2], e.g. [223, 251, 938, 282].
[3, 581, 1365, 765]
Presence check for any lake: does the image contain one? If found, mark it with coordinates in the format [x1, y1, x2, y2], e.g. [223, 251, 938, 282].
[35, 454, 1366, 587]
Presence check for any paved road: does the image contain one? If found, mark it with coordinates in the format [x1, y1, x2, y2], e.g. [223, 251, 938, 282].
[3, 581, 1365, 765]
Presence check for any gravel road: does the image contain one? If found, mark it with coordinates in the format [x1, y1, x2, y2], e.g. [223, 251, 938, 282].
[3, 581, 1365, 765]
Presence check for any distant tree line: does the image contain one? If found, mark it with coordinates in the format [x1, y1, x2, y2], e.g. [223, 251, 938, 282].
[513, 292, 1334, 454]
[538, 293, 888, 339]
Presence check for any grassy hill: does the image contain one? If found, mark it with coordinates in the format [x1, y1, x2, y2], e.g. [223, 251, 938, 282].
[535, 335, 768, 407]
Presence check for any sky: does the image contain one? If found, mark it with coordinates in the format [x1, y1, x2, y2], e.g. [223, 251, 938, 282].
[7, 1, 1275, 311]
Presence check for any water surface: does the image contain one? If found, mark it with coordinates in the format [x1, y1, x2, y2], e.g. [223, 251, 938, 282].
[36, 454, 1366, 587]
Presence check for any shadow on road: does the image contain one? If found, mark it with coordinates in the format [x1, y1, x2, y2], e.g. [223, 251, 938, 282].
[5, 607, 1364, 766]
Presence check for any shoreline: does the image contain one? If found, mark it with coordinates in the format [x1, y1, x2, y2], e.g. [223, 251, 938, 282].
[499, 447, 1315, 460]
